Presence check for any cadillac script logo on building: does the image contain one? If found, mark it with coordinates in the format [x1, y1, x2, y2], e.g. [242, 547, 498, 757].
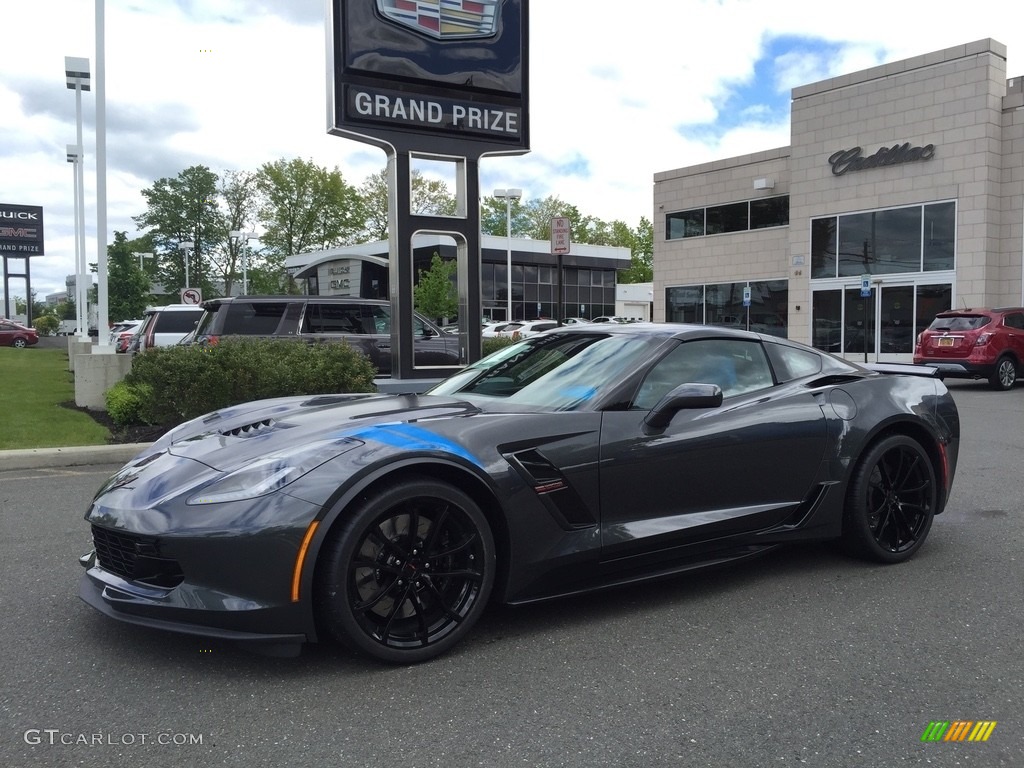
[376, 0, 501, 40]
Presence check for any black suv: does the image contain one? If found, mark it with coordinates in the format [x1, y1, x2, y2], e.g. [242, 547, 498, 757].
[189, 296, 459, 376]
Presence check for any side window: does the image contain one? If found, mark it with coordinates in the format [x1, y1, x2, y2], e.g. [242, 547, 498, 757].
[1003, 312, 1024, 330]
[764, 342, 823, 382]
[309, 303, 369, 334]
[224, 302, 289, 334]
[370, 305, 390, 335]
[632, 339, 774, 410]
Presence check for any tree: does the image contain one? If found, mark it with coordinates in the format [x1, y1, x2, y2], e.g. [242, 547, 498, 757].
[618, 217, 654, 284]
[107, 231, 154, 321]
[214, 170, 260, 297]
[255, 158, 364, 258]
[414, 253, 458, 322]
[360, 168, 458, 241]
[134, 165, 226, 297]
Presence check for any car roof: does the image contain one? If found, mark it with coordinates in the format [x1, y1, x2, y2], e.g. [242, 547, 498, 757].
[201, 296, 390, 308]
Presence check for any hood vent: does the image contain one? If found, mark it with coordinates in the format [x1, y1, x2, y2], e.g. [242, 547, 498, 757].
[221, 418, 275, 438]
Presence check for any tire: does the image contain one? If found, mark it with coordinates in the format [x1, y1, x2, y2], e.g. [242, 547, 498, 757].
[13, 338, 26, 348]
[841, 435, 936, 563]
[315, 477, 495, 664]
[988, 355, 1017, 391]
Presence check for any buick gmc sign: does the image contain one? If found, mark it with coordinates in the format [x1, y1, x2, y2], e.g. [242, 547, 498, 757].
[0, 203, 44, 255]
[328, 0, 529, 156]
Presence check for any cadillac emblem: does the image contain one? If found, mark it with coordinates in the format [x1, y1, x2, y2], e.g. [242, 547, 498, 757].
[376, 0, 502, 40]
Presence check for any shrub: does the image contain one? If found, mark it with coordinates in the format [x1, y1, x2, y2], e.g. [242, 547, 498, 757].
[104, 381, 154, 427]
[116, 338, 378, 429]
[482, 336, 519, 357]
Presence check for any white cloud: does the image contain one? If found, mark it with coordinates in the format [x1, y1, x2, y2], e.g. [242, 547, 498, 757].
[2, 0, 1022, 301]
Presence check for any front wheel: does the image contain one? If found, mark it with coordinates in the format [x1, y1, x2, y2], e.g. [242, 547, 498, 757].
[13, 338, 26, 348]
[989, 355, 1017, 391]
[841, 435, 937, 563]
[315, 477, 495, 664]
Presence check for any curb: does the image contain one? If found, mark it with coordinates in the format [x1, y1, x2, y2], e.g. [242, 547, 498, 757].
[2, 444, 152, 471]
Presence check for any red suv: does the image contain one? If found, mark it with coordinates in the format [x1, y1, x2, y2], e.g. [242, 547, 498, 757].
[914, 307, 1024, 390]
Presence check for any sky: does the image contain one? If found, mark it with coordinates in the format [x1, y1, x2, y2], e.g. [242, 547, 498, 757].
[2, 0, 1023, 304]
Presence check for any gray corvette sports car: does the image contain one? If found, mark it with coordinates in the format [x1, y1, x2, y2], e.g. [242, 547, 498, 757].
[79, 323, 960, 663]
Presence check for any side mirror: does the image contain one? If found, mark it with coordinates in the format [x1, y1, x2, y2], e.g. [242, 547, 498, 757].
[643, 383, 723, 432]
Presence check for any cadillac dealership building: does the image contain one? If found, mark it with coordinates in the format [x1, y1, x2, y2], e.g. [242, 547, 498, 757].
[653, 38, 1024, 361]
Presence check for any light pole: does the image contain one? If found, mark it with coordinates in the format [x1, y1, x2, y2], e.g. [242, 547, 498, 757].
[65, 56, 90, 340]
[229, 231, 258, 295]
[66, 144, 85, 338]
[493, 188, 522, 321]
[134, 252, 153, 295]
[179, 241, 194, 290]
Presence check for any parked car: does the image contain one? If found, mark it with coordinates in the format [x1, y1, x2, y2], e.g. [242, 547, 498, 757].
[913, 307, 1024, 390]
[108, 320, 142, 351]
[491, 319, 559, 338]
[590, 316, 629, 324]
[79, 323, 960, 663]
[188, 296, 459, 375]
[0, 319, 39, 348]
[562, 317, 590, 325]
[482, 322, 513, 338]
[129, 305, 205, 353]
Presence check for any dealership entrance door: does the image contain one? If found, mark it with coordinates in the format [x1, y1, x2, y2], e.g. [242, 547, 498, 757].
[812, 278, 953, 363]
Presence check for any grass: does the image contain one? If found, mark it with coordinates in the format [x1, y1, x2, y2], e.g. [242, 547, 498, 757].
[0, 347, 112, 450]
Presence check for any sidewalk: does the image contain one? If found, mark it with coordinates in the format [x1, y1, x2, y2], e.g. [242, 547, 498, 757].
[2, 443, 151, 471]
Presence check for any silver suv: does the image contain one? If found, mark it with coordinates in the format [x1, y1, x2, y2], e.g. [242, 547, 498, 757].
[189, 296, 459, 376]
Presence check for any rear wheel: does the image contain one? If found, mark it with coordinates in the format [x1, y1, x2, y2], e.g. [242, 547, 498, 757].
[988, 355, 1017, 390]
[842, 434, 936, 563]
[315, 477, 495, 664]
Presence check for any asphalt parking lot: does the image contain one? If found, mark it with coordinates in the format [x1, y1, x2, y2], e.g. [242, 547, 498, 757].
[0, 379, 1022, 768]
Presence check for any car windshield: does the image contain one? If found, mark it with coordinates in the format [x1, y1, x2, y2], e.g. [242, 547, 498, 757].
[928, 315, 989, 331]
[429, 332, 661, 410]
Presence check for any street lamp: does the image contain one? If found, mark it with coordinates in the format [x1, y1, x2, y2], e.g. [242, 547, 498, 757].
[134, 252, 153, 271]
[493, 188, 522, 321]
[229, 231, 258, 295]
[178, 241, 194, 289]
[66, 144, 85, 338]
[65, 56, 90, 340]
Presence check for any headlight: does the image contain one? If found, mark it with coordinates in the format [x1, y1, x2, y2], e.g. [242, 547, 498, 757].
[186, 438, 361, 505]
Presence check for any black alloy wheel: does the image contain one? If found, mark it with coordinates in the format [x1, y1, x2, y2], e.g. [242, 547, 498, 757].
[315, 477, 495, 664]
[842, 434, 936, 563]
[989, 355, 1017, 391]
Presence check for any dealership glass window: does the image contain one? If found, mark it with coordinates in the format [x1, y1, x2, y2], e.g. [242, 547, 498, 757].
[750, 196, 789, 230]
[843, 289, 873, 355]
[538, 266, 553, 284]
[838, 208, 922, 276]
[706, 202, 749, 235]
[811, 201, 955, 279]
[666, 196, 789, 240]
[923, 202, 955, 271]
[915, 284, 952, 334]
[812, 283, 952, 356]
[811, 218, 838, 279]
[667, 209, 705, 239]
[666, 281, 788, 336]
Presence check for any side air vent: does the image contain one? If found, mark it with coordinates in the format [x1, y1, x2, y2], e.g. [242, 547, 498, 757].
[505, 448, 596, 529]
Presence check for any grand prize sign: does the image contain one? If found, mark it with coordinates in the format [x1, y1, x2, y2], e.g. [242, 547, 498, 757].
[328, 0, 529, 155]
[327, 1, 529, 378]
[0, 203, 45, 256]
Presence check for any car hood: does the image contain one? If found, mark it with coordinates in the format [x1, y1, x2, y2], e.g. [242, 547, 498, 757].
[144, 393, 483, 472]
